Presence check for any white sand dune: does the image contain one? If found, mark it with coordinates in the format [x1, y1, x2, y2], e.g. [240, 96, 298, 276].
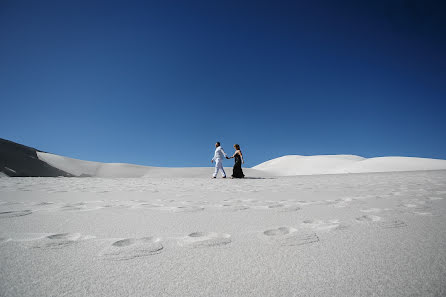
[252, 155, 365, 175]
[37, 152, 105, 176]
[333, 156, 446, 173]
[253, 154, 446, 176]
[36, 152, 269, 178]
[38, 152, 446, 178]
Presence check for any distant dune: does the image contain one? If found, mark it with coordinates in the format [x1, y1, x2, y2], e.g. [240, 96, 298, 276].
[0, 138, 72, 177]
[36, 151, 202, 178]
[2, 138, 446, 177]
[253, 155, 446, 176]
[36, 152, 270, 178]
[252, 155, 365, 176]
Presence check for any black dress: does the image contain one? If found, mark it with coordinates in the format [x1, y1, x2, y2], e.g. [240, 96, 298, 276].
[232, 153, 245, 178]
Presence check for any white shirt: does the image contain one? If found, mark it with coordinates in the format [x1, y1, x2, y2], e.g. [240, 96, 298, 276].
[212, 146, 227, 161]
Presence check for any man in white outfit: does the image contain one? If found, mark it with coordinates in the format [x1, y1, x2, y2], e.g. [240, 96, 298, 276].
[211, 142, 228, 178]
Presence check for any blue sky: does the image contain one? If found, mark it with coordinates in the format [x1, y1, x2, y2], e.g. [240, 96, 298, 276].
[1, 0, 446, 167]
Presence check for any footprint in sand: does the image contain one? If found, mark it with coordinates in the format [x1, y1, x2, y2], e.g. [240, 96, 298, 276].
[325, 198, 357, 208]
[267, 204, 285, 209]
[263, 227, 319, 246]
[264, 227, 295, 236]
[159, 205, 204, 213]
[136, 203, 165, 209]
[101, 237, 163, 260]
[0, 210, 32, 219]
[60, 203, 87, 211]
[277, 205, 301, 212]
[398, 202, 432, 216]
[179, 232, 231, 248]
[33, 233, 95, 249]
[403, 204, 419, 208]
[401, 203, 429, 210]
[263, 203, 300, 212]
[379, 219, 407, 229]
[34, 202, 55, 206]
[0, 202, 22, 206]
[218, 204, 250, 211]
[280, 232, 320, 246]
[360, 208, 382, 213]
[356, 215, 382, 222]
[302, 219, 344, 231]
[173, 205, 205, 213]
[411, 211, 433, 216]
[2, 232, 51, 242]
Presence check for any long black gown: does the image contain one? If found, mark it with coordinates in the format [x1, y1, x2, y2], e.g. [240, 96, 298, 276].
[231, 153, 245, 178]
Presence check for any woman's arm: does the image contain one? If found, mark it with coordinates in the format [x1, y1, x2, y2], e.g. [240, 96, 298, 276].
[239, 150, 244, 164]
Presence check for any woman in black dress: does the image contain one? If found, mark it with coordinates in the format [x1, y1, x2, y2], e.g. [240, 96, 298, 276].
[228, 144, 245, 178]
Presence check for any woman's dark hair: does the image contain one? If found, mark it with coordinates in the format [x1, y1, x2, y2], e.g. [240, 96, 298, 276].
[234, 144, 240, 150]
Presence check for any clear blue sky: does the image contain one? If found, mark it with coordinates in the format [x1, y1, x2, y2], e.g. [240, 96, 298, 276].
[1, 0, 445, 167]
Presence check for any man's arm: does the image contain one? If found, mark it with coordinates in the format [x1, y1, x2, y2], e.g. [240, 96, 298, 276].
[211, 148, 216, 162]
[221, 148, 228, 158]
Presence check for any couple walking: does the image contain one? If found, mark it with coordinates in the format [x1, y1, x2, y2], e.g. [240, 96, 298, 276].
[211, 142, 245, 179]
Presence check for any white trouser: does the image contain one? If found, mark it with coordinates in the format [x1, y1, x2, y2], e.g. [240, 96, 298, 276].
[213, 159, 226, 177]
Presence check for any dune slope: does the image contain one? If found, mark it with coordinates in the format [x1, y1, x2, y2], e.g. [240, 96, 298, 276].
[37, 152, 268, 178]
[0, 138, 72, 177]
[253, 155, 446, 176]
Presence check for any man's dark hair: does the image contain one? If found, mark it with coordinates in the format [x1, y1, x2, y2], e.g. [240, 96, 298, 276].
[216, 142, 220, 146]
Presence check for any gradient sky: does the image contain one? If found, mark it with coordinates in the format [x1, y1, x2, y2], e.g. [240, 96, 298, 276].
[1, 0, 446, 167]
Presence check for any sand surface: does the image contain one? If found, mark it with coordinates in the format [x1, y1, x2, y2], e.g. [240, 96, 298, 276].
[36, 152, 272, 178]
[35, 152, 446, 178]
[1, 171, 446, 296]
[253, 155, 446, 176]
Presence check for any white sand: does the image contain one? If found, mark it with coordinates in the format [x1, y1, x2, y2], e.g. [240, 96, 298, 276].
[37, 152, 446, 178]
[253, 154, 446, 176]
[1, 171, 446, 296]
[37, 152, 270, 178]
